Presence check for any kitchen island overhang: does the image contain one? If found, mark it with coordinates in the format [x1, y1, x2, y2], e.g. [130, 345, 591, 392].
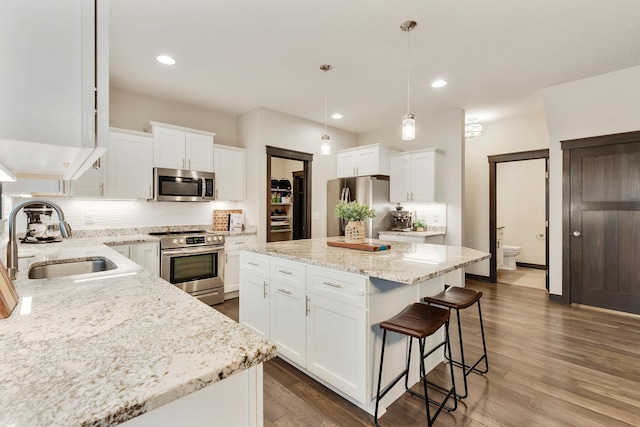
[239, 237, 490, 416]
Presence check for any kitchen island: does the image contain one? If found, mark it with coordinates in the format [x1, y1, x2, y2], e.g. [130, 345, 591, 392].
[239, 237, 489, 416]
[0, 237, 276, 427]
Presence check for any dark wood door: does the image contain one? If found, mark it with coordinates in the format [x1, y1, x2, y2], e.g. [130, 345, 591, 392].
[570, 141, 640, 314]
[292, 170, 307, 240]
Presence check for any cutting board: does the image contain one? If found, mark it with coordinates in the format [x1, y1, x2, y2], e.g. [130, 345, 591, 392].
[213, 209, 243, 231]
[0, 263, 19, 319]
[327, 240, 391, 252]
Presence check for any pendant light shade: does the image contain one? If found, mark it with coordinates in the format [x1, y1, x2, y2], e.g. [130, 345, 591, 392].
[320, 64, 332, 156]
[402, 113, 415, 140]
[400, 20, 417, 141]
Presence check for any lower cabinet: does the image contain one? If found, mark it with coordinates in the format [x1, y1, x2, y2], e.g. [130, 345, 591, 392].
[239, 252, 368, 404]
[109, 242, 159, 277]
[224, 235, 257, 296]
[238, 270, 270, 339]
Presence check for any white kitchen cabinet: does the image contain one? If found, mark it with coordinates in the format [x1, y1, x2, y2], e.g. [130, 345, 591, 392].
[336, 144, 397, 178]
[239, 252, 271, 339]
[71, 128, 153, 199]
[0, 0, 109, 181]
[378, 232, 445, 244]
[213, 145, 245, 201]
[269, 259, 307, 367]
[224, 234, 257, 296]
[306, 294, 367, 403]
[109, 242, 159, 277]
[106, 130, 153, 199]
[146, 122, 215, 172]
[390, 148, 444, 203]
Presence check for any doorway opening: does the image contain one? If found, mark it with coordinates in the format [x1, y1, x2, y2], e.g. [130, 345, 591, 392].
[489, 149, 549, 290]
[266, 146, 312, 242]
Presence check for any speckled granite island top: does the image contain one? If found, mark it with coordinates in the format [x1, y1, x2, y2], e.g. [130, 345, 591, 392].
[0, 238, 275, 427]
[245, 237, 490, 285]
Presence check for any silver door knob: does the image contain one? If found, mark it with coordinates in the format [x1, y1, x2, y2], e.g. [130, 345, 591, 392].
[572, 231, 581, 237]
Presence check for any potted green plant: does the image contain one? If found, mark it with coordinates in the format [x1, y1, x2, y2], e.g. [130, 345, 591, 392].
[335, 200, 376, 243]
[413, 218, 426, 232]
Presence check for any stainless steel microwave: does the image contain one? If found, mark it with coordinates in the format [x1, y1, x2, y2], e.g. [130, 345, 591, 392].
[153, 168, 215, 202]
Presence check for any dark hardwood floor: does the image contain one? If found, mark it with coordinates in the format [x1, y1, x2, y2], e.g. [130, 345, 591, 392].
[213, 278, 640, 426]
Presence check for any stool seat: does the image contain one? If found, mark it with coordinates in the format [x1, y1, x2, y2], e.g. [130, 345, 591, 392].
[380, 303, 449, 338]
[423, 286, 482, 310]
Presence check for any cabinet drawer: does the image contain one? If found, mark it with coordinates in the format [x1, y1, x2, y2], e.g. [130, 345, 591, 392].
[271, 259, 305, 290]
[226, 235, 257, 252]
[307, 266, 368, 308]
[240, 251, 270, 278]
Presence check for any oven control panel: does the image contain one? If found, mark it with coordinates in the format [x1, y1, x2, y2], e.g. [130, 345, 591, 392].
[161, 233, 225, 249]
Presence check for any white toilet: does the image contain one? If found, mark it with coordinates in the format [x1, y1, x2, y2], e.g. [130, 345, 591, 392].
[502, 245, 521, 270]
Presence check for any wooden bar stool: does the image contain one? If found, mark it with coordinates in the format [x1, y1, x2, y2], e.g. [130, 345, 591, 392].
[423, 286, 489, 399]
[374, 303, 457, 427]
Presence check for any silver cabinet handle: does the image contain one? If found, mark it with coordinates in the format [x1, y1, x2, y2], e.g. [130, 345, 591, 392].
[572, 231, 581, 237]
[188, 159, 191, 169]
[99, 183, 104, 196]
[234, 241, 245, 245]
[248, 261, 258, 266]
[322, 281, 343, 289]
[407, 192, 410, 201]
[279, 269, 292, 275]
[277, 288, 292, 295]
[225, 253, 228, 263]
[306, 296, 310, 316]
[263, 281, 268, 298]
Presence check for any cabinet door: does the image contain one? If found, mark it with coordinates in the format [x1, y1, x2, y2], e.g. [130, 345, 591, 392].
[306, 294, 367, 404]
[70, 158, 105, 198]
[354, 147, 379, 176]
[389, 155, 411, 203]
[214, 146, 245, 201]
[153, 126, 186, 169]
[239, 271, 270, 339]
[132, 242, 160, 276]
[185, 132, 214, 172]
[336, 151, 357, 178]
[270, 283, 306, 367]
[109, 244, 131, 258]
[106, 132, 153, 199]
[225, 236, 257, 294]
[410, 151, 435, 202]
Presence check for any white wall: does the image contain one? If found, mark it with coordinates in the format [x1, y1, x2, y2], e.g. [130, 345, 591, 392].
[541, 65, 640, 296]
[497, 159, 546, 265]
[109, 86, 237, 146]
[359, 109, 465, 285]
[5, 197, 240, 232]
[464, 112, 549, 276]
[237, 107, 359, 244]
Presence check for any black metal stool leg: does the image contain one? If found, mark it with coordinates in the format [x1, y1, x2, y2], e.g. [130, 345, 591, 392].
[374, 330, 387, 427]
[475, 300, 489, 374]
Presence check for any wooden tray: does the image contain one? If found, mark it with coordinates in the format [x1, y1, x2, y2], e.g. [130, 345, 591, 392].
[327, 240, 391, 252]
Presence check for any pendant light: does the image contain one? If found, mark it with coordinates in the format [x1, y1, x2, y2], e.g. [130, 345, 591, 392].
[400, 20, 417, 141]
[320, 64, 332, 155]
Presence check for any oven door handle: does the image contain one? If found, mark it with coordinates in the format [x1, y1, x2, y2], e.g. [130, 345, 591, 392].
[161, 247, 224, 256]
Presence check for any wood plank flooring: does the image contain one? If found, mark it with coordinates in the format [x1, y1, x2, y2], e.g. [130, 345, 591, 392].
[213, 278, 640, 426]
[497, 267, 546, 290]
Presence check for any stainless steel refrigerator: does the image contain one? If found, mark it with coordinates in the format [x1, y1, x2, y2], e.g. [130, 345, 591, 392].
[326, 176, 392, 239]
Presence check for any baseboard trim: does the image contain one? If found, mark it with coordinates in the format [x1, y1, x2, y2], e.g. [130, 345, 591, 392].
[465, 273, 492, 282]
[548, 294, 563, 303]
[516, 262, 546, 270]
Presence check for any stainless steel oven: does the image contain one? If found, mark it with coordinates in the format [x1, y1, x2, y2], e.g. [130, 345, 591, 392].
[151, 230, 225, 305]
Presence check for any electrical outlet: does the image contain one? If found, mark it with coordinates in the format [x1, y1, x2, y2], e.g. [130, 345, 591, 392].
[313, 212, 320, 220]
[85, 214, 93, 224]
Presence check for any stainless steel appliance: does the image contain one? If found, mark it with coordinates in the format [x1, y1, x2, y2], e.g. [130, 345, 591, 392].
[153, 168, 215, 202]
[391, 208, 415, 231]
[151, 230, 225, 305]
[327, 176, 392, 239]
[21, 204, 63, 243]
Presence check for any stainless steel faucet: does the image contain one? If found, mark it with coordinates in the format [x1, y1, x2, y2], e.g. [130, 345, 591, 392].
[6, 199, 72, 280]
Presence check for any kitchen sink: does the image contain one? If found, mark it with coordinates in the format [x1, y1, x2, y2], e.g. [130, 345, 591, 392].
[28, 257, 117, 279]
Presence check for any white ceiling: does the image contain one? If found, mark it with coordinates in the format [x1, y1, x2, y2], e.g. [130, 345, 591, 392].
[110, 0, 640, 134]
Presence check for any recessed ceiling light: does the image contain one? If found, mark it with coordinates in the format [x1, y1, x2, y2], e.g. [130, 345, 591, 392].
[331, 113, 343, 119]
[156, 55, 176, 65]
[431, 80, 447, 88]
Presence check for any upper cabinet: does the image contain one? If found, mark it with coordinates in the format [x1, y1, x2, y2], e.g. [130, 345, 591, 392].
[336, 144, 398, 178]
[213, 145, 245, 201]
[0, 0, 109, 180]
[145, 122, 215, 172]
[389, 148, 445, 203]
[71, 128, 153, 199]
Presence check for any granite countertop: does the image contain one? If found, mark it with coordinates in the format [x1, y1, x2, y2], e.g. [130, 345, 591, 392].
[0, 238, 275, 427]
[244, 237, 490, 285]
[378, 230, 446, 237]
